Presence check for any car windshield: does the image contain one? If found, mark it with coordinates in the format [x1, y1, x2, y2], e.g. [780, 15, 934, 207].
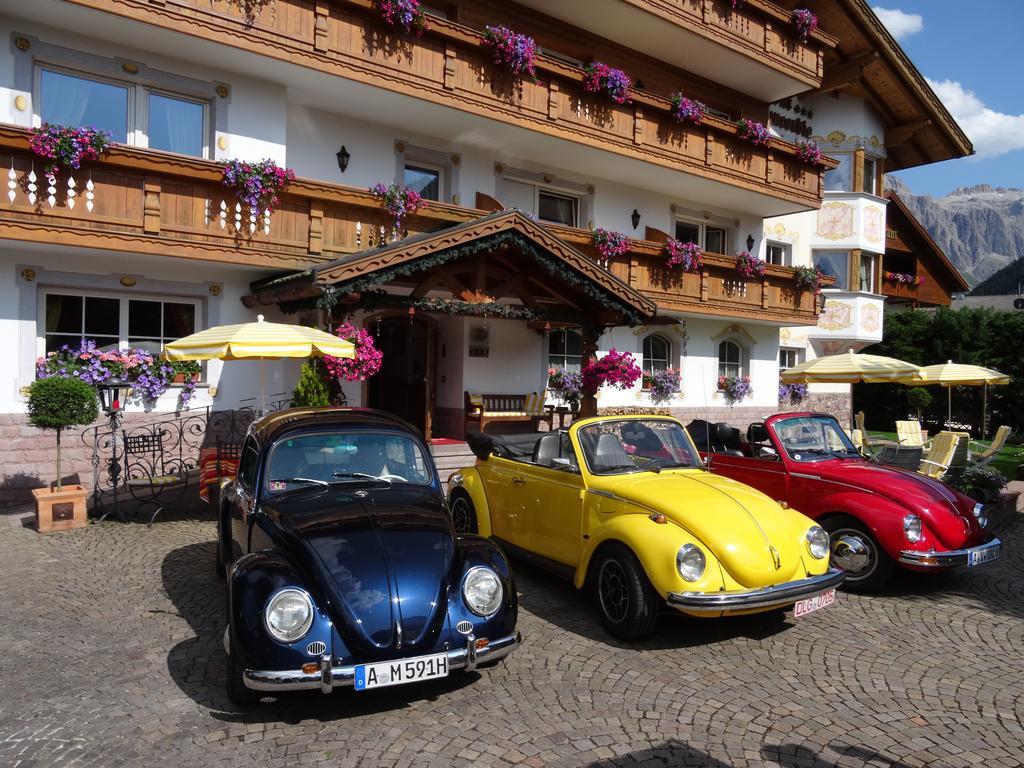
[265, 431, 432, 491]
[773, 416, 859, 462]
[577, 419, 700, 475]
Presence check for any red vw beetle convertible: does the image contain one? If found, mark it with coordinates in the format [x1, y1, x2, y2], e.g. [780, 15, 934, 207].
[689, 412, 1000, 589]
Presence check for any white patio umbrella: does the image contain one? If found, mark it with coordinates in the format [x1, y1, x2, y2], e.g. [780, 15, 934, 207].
[904, 361, 1010, 436]
[163, 315, 354, 413]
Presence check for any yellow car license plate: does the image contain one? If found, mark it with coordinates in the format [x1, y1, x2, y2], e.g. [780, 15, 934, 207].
[354, 653, 448, 691]
[793, 588, 836, 618]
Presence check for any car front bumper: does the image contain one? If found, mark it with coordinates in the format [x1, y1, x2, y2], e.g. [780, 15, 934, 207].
[898, 537, 1001, 568]
[667, 568, 846, 614]
[242, 631, 522, 693]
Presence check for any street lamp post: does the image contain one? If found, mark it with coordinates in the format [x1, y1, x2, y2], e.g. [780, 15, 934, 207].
[94, 379, 131, 522]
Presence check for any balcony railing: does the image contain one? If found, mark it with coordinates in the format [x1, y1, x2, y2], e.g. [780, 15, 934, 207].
[0, 127, 828, 324]
[64, 0, 833, 208]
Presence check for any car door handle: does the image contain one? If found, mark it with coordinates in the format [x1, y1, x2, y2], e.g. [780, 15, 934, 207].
[511, 477, 526, 485]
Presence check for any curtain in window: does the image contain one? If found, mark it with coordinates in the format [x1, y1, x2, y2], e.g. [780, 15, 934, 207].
[40, 70, 128, 142]
[148, 93, 204, 157]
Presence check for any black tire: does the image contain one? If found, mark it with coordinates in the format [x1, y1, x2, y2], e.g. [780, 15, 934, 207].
[822, 515, 894, 591]
[449, 490, 478, 534]
[225, 630, 257, 705]
[590, 543, 660, 640]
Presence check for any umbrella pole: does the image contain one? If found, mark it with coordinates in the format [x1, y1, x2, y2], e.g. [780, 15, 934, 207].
[947, 386, 952, 427]
[982, 382, 988, 439]
[259, 357, 266, 415]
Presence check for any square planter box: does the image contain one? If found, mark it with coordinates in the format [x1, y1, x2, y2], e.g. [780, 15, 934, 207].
[32, 485, 89, 533]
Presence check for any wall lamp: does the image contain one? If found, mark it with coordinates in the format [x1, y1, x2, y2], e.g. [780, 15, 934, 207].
[745, 234, 755, 252]
[631, 209, 641, 230]
[336, 145, 350, 173]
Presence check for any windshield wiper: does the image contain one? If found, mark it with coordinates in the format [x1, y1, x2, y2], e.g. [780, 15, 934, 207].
[331, 472, 392, 484]
[796, 448, 845, 459]
[270, 477, 328, 486]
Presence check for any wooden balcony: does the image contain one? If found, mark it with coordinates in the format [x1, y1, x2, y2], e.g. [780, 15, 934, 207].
[0, 128, 827, 325]
[64, 0, 833, 209]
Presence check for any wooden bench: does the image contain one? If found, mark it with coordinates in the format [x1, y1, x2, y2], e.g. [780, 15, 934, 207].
[465, 391, 552, 434]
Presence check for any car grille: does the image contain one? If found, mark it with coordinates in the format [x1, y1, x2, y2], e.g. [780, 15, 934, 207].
[306, 641, 327, 655]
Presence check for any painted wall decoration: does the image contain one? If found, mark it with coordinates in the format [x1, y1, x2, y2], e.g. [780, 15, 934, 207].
[860, 302, 881, 333]
[817, 202, 854, 241]
[863, 205, 884, 244]
[817, 299, 853, 331]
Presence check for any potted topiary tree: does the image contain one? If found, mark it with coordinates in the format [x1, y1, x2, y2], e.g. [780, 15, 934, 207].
[28, 376, 99, 532]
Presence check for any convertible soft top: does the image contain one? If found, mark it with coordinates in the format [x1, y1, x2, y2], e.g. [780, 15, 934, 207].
[466, 431, 548, 461]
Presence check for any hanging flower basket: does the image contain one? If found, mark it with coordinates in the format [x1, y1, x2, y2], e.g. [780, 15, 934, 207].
[29, 123, 111, 177]
[796, 140, 823, 165]
[670, 94, 706, 126]
[592, 228, 631, 267]
[582, 62, 632, 105]
[649, 368, 681, 405]
[323, 322, 383, 381]
[718, 375, 752, 405]
[373, 0, 427, 35]
[36, 340, 201, 409]
[735, 251, 766, 279]
[370, 182, 427, 235]
[779, 381, 808, 405]
[737, 118, 772, 147]
[548, 367, 583, 411]
[792, 9, 819, 42]
[582, 348, 642, 393]
[482, 25, 537, 79]
[792, 265, 822, 291]
[664, 238, 703, 272]
[222, 158, 295, 218]
[884, 271, 922, 286]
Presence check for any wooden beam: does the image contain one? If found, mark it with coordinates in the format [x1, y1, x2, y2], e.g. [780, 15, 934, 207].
[886, 120, 932, 147]
[813, 52, 879, 94]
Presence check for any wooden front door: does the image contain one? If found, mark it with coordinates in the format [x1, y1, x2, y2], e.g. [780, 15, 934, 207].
[367, 317, 434, 439]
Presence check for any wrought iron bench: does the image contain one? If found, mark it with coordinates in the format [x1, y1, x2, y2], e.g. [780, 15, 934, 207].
[465, 391, 552, 434]
[121, 427, 192, 525]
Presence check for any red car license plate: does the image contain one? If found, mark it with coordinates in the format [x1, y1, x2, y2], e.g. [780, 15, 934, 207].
[793, 588, 836, 618]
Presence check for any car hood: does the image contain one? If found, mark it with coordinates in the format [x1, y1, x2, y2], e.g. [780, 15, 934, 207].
[264, 486, 453, 658]
[602, 470, 813, 588]
[808, 460, 976, 545]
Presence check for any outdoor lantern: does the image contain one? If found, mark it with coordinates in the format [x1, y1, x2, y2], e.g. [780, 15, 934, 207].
[97, 378, 131, 413]
[630, 209, 641, 230]
[745, 234, 755, 252]
[336, 145, 350, 173]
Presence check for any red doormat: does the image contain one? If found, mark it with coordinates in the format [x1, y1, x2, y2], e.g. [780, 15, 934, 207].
[429, 437, 466, 446]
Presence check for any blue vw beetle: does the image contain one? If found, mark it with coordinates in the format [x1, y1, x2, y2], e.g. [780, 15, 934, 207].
[217, 407, 520, 703]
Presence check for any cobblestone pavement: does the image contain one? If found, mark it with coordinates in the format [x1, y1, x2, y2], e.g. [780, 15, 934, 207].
[2, 494, 1024, 768]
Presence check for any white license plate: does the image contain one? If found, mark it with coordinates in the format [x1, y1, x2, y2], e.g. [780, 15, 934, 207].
[968, 543, 999, 567]
[793, 588, 836, 618]
[354, 653, 448, 691]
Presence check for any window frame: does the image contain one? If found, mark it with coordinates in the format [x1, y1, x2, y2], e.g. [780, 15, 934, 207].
[536, 188, 580, 227]
[548, 328, 583, 373]
[766, 241, 791, 267]
[33, 63, 212, 159]
[779, 347, 804, 371]
[812, 250, 851, 291]
[403, 160, 445, 203]
[641, 334, 672, 383]
[859, 252, 879, 293]
[717, 339, 743, 381]
[674, 216, 732, 255]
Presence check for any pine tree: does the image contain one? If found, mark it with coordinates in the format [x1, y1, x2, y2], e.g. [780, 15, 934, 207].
[290, 359, 330, 408]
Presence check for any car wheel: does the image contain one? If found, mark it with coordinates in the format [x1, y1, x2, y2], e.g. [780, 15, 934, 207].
[591, 543, 659, 640]
[225, 631, 257, 705]
[823, 516, 894, 591]
[449, 491, 478, 535]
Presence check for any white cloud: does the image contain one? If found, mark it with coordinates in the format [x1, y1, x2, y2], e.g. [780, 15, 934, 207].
[926, 78, 1024, 159]
[872, 7, 924, 40]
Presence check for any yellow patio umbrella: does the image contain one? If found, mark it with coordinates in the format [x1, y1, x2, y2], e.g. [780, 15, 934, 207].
[907, 361, 1010, 435]
[780, 349, 922, 384]
[163, 314, 354, 413]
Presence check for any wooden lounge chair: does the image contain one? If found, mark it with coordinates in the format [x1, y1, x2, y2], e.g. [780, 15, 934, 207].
[850, 428, 864, 452]
[917, 431, 959, 480]
[969, 425, 1011, 468]
[896, 420, 925, 447]
[947, 431, 971, 473]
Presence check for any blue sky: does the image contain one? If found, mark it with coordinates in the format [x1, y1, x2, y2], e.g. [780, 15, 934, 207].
[870, 2, 1024, 198]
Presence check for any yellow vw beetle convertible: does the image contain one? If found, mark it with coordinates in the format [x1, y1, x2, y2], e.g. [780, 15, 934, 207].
[448, 415, 843, 639]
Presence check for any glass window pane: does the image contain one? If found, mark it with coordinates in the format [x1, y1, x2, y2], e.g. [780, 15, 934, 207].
[84, 297, 120, 336]
[538, 192, 577, 226]
[705, 227, 726, 254]
[862, 158, 877, 194]
[675, 221, 700, 244]
[46, 334, 84, 353]
[824, 153, 852, 192]
[501, 180, 536, 214]
[45, 294, 82, 334]
[564, 329, 581, 356]
[404, 164, 441, 201]
[148, 92, 205, 157]
[767, 243, 786, 266]
[812, 251, 849, 290]
[164, 303, 195, 339]
[40, 69, 128, 142]
[129, 300, 162, 339]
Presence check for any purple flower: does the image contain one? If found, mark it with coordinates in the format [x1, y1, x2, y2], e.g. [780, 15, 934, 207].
[483, 25, 537, 79]
[670, 94, 706, 125]
[737, 118, 772, 147]
[583, 62, 632, 105]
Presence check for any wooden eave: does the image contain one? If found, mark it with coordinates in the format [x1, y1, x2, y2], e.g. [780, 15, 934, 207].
[885, 191, 970, 291]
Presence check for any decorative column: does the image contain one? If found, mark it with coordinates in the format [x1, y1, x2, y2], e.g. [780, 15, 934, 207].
[579, 324, 600, 418]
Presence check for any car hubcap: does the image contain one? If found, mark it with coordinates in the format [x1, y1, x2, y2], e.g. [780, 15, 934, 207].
[598, 559, 629, 624]
[830, 530, 875, 578]
[451, 497, 471, 533]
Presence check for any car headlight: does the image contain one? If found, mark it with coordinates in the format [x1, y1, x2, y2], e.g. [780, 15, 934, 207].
[264, 588, 314, 643]
[806, 526, 829, 559]
[462, 566, 503, 616]
[973, 502, 988, 528]
[903, 513, 923, 543]
[676, 544, 705, 582]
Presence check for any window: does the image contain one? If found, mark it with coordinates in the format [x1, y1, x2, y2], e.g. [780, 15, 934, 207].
[42, 291, 199, 355]
[538, 190, 579, 226]
[859, 253, 879, 293]
[812, 250, 849, 290]
[779, 347, 804, 371]
[824, 152, 853, 192]
[862, 156, 878, 196]
[237, 437, 260, 492]
[404, 163, 443, 202]
[675, 218, 730, 254]
[500, 173, 588, 228]
[642, 335, 671, 379]
[37, 66, 209, 158]
[718, 340, 742, 380]
[548, 328, 582, 372]
[766, 242, 790, 266]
